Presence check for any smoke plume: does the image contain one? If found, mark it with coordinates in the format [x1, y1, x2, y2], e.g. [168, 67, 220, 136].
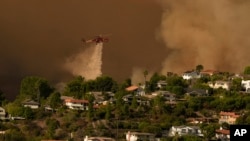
[158, 0, 250, 74]
[64, 43, 103, 80]
[131, 67, 154, 85]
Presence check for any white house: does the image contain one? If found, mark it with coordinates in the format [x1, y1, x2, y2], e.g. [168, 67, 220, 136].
[157, 80, 167, 89]
[84, 136, 115, 141]
[241, 80, 250, 92]
[182, 71, 200, 80]
[215, 128, 230, 141]
[168, 126, 203, 137]
[64, 98, 89, 110]
[208, 81, 231, 90]
[126, 131, 157, 141]
[22, 100, 40, 109]
[0, 107, 6, 120]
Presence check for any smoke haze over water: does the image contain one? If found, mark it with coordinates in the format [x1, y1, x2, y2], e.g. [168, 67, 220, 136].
[159, 0, 250, 74]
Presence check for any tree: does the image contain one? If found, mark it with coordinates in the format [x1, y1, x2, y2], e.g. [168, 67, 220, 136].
[114, 91, 125, 119]
[143, 70, 148, 91]
[236, 111, 250, 124]
[20, 76, 54, 100]
[143, 70, 148, 84]
[86, 94, 95, 121]
[130, 96, 138, 110]
[95, 76, 116, 92]
[195, 64, 204, 73]
[4, 129, 26, 141]
[64, 76, 85, 99]
[221, 122, 230, 130]
[244, 66, 250, 75]
[23, 107, 34, 119]
[148, 73, 164, 92]
[46, 118, 60, 139]
[180, 135, 203, 141]
[105, 102, 112, 120]
[6, 102, 24, 117]
[0, 90, 6, 106]
[152, 95, 165, 117]
[231, 78, 243, 91]
[48, 92, 62, 109]
[201, 123, 219, 140]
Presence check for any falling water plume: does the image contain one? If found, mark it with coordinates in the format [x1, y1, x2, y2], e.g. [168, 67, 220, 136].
[64, 43, 103, 80]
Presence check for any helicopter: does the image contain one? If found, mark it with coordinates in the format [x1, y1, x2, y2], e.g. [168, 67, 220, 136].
[82, 34, 111, 45]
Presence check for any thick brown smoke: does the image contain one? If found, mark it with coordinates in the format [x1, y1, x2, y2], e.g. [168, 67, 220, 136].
[131, 67, 154, 85]
[159, 0, 250, 74]
[0, 0, 165, 100]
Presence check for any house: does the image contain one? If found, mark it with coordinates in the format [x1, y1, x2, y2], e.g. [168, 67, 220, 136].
[182, 71, 200, 80]
[157, 80, 167, 89]
[215, 128, 230, 141]
[122, 94, 149, 105]
[186, 118, 211, 124]
[41, 140, 67, 141]
[168, 126, 203, 137]
[0, 131, 6, 135]
[90, 92, 104, 104]
[90, 91, 115, 105]
[241, 80, 250, 92]
[22, 100, 40, 109]
[208, 81, 231, 90]
[64, 98, 89, 110]
[122, 94, 134, 104]
[0, 107, 6, 120]
[126, 131, 158, 141]
[60, 96, 74, 101]
[200, 70, 219, 76]
[219, 111, 240, 124]
[84, 136, 115, 141]
[185, 88, 209, 97]
[152, 91, 176, 102]
[126, 85, 145, 96]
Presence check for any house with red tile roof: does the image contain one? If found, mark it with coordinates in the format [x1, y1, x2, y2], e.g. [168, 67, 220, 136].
[64, 98, 89, 110]
[200, 70, 219, 76]
[219, 111, 240, 124]
[125, 85, 145, 96]
[215, 128, 230, 141]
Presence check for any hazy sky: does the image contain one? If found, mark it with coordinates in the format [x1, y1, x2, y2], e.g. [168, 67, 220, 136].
[0, 0, 166, 99]
[1, 0, 250, 100]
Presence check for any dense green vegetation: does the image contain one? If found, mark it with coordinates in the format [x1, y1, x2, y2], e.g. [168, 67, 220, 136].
[0, 67, 250, 140]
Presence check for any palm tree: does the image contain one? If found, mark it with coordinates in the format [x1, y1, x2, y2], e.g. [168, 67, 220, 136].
[143, 70, 148, 86]
[143, 70, 148, 90]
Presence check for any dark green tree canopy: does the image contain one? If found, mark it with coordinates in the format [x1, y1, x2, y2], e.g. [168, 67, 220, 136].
[48, 92, 62, 109]
[95, 75, 116, 92]
[64, 75, 117, 98]
[148, 73, 166, 92]
[64, 76, 85, 98]
[244, 66, 250, 75]
[20, 76, 54, 100]
[0, 90, 6, 106]
[195, 64, 204, 72]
